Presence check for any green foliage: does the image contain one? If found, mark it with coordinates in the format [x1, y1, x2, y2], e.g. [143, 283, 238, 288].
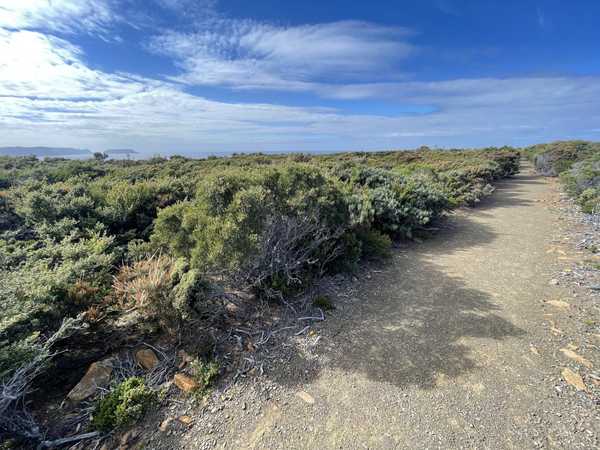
[357, 229, 392, 259]
[341, 167, 450, 237]
[190, 359, 220, 394]
[0, 230, 114, 368]
[92, 377, 156, 431]
[531, 141, 599, 212]
[152, 165, 352, 295]
[0, 333, 39, 380]
[528, 141, 598, 176]
[0, 147, 520, 383]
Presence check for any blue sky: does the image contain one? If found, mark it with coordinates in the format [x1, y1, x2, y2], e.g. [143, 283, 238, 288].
[1, 0, 599, 155]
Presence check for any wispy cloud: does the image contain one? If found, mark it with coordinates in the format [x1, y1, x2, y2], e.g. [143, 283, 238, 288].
[0, 0, 120, 35]
[149, 20, 416, 91]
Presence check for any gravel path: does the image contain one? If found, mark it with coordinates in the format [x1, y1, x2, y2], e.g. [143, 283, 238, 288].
[152, 167, 600, 449]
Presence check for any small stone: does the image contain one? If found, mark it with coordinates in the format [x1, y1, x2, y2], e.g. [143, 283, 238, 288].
[549, 279, 560, 286]
[295, 391, 315, 405]
[178, 415, 193, 425]
[67, 358, 113, 403]
[135, 348, 159, 370]
[174, 373, 200, 392]
[590, 284, 600, 291]
[242, 402, 247, 410]
[529, 345, 540, 356]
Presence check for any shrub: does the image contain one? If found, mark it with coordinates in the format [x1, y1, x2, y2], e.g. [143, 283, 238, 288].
[346, 168, 450, 238]
[532, 142, 599, 212]
[152, 166, 352, 297]
[357, 229, 392, 259]
[529, 141, 598, 176]
[111, 255, 208, 327]
[0, 231, 114, 376]
[561, 153, 600, 213]
[190, 359, 220, 394]
[10, 181, 97, 228]
[577, 188, 600, 214]
[92, 377, 156, 431]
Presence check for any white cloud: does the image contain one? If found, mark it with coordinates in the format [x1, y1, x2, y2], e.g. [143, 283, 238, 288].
[0, 29, 149, 99]
[0, 0, 119, 35]
[149, 20, 415, 90]
[3, 72, 600, 153]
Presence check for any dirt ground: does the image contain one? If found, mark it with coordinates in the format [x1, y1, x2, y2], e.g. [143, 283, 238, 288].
[140, 166, 600, 449]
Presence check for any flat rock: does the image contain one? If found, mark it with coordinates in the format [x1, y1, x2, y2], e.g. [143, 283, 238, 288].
[67, 358, 114, 403]
[135, 348, 159, 370]
[159, 417, 173, 432]
[174, 373, 200, 392]
[178, 415, 193, 425]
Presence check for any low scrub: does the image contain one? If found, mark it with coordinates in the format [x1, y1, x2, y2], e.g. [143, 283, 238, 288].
[529, 141, 599, 213]
[92, 377, 156, 431]
[111, 255, 208, 328]
[0, 147, 520, 444]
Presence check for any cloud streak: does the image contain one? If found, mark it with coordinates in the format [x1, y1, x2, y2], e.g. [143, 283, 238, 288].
[149, 20, 416, 91]
[0, 0, 119, 35]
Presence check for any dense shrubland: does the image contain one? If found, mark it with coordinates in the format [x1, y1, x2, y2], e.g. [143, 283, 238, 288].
[526, 141, 600, 213]
[0, 148, 519, 442]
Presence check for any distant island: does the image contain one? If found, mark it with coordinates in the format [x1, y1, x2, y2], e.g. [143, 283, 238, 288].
[0, 146, 91, 157]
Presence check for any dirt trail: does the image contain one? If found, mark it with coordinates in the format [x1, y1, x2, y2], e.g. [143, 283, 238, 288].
[169, 167, 599, 449]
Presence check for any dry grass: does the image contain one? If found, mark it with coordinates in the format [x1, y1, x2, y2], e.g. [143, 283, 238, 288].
[112, 255, 177, 314]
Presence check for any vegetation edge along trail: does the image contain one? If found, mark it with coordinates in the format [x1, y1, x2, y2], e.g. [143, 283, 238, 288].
[1, 142, 597, 447]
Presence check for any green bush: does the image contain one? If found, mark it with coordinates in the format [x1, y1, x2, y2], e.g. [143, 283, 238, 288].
[0, 230, 114, 342]
[529, 141, 598, 176]
[92, 377, 156, 431]
[190, 359, 220, 394]
[10, 180, 97, 228]
[532, 141, 599, 212]
[338, 166, 450, 237]
[152, 165, 352, 296]
[357, 229, 392, 259]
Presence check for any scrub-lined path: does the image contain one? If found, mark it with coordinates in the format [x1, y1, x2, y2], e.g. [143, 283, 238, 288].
[168, 168, 599, 449]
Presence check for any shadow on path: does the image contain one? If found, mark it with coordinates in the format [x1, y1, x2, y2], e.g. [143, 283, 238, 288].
[268, 174, 534, 390]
